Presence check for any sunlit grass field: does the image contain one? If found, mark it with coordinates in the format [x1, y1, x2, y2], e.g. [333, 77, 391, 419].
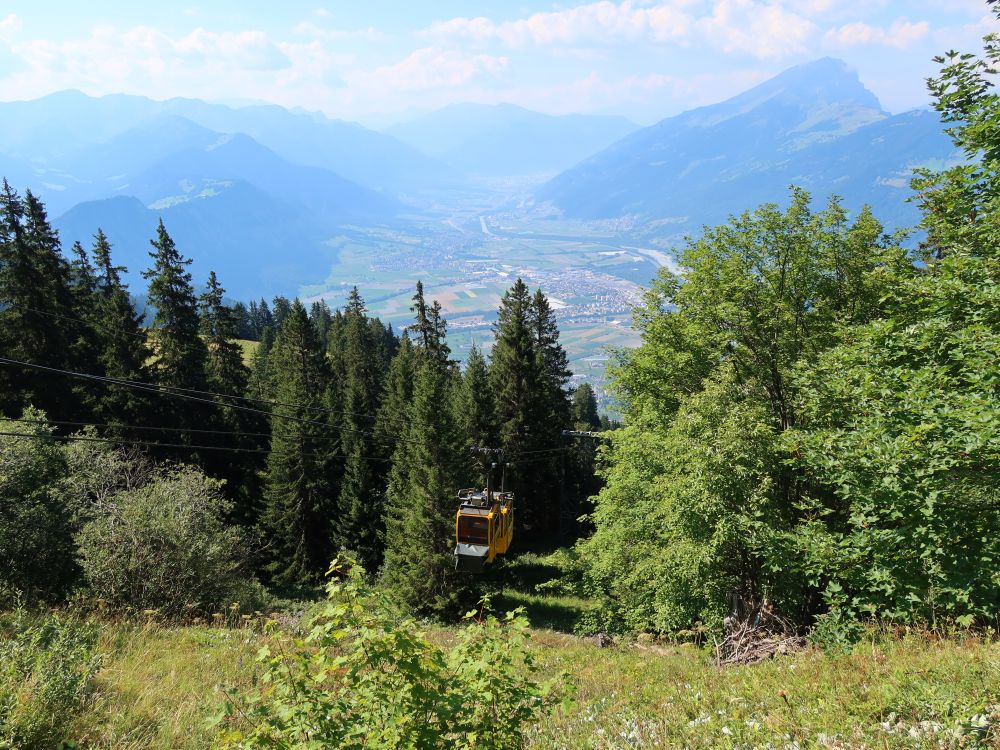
[26, 551, 990, 749]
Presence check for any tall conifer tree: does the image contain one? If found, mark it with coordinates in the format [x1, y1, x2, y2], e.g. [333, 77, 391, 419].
[0, 184, 79, 418]
[490, 279, 572, 534]
[374, 333, 416, 457]
[199, 271, 249, 398]
[263, 301, 337, 583]
[381, 288, 474, 614]
[332, 288, 387, 569]
[460, 344, 497, 454]
[143, 220, 207, 393]
[91, 228, 153, 427]
[199, 271, 260, 512]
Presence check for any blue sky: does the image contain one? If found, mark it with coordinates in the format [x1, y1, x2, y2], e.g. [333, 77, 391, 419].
[0, 0, 994, 126]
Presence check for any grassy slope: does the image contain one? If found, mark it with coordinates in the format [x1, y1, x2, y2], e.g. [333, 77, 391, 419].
[60, 619, 1000, 749]
[57, 552, 999, 749]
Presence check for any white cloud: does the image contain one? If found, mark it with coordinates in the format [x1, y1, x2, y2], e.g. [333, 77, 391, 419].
[520, 66, 774, 115]
[292, 21, 385, 42]
[349, 47, 508, 92]
[429, 0, 817, 59]
[825, 17, 930, 49]
[0, 24, 324, 107]
[175, 29, 291, 70]
[427, 1, 694, 48]
[0, 13, 21, 42]
[696, 0, 817, 58]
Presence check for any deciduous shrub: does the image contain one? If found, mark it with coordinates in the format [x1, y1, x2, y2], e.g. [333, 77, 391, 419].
[76, 466, 263, 618]
[0, 609, 100, 749]
[0, 411, 76, 603]
[216, 562, 567, 750]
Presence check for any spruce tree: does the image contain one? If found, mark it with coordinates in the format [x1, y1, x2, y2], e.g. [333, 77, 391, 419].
[91, 228, 153, 427]
[263, 301, 338, 584]
[199, 271, 260, 513]
[247, 326, 275, 401]
[571, 383, 601, 430]
[309, 299, 333, 350]
[142, 220, 208, 394]
[527, 288, 572, 534]
[271, 296, 292, 330]
[65, 240, 104, 413]
[380, 350, 474, 616]
[489, 279, 571, 535]
[460, 344, 497, 453]
[0, 184, 79, 419]
[490, 278, 536, 452]
[248, 298, 275, 340]
[68, 240, 97, 303]
[199, 271, 249, 398]
[332, 288, 389, 570]
[374, 332, 417, 457]
[531, 289, 572, 425]
[232, 301, 254, 340]
[408, 281, 450, 366]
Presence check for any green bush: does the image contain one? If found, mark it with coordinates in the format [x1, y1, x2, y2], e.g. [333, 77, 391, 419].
[0, 411, 76, 603]
[0, 609, 101, 749]
[217, 562, 568, 750]
[579, 370, 795, 635]
[76, 466, 263, 618]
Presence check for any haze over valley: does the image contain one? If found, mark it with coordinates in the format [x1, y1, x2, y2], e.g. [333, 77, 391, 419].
[0, 58, 960, 400]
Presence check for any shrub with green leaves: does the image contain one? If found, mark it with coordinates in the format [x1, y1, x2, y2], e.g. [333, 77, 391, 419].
[0, 609, 101, 750]
[0, 410, 76, 603]
[580, 192, 907, 636]
[76, 466, 263, 618]
[216, 562, 567, 750]
[788, 186, 1000, 632]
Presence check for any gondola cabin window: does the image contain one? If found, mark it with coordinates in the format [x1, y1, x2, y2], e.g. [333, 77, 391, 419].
[457, 514, 489, 545]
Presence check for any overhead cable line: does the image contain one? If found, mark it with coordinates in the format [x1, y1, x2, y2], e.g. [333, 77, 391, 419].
[3, 416, 330, 444]
[0, 355, 336, 430]
[0, 301, 151, 339]
[0, 430, 392, 463]
[0, 300, 425, 429]
[0, 356, 429, 447]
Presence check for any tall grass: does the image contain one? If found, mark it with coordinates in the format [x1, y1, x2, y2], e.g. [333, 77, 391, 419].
[0, 609, 101, 750]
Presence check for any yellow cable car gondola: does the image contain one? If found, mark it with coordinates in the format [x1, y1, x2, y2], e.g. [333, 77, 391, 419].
[454, 457, 514, 572]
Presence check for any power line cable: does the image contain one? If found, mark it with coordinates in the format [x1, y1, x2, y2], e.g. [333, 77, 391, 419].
[2, 416, 321, 443]
[1, 300, 425, 428]
[0, 429, 392, 463]
[0, 301, 151, 338]
[0, 356, 430, 449]
[0, 355, 335, 430]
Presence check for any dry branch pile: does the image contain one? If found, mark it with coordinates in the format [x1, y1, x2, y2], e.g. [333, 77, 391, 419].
[714, 599, 807, 666]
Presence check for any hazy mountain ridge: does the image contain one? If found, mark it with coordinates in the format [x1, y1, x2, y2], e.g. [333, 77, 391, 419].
[535, 58, 958, 234]
[387, 102, 639, 178]
[0, 90, 449, 194]
[55, 184, 333, 297]
[0, 58, 963, 300]
[0, 94, 417, 297]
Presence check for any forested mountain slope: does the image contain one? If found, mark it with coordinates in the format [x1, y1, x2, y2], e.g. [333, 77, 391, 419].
[536, 58, 959, 233]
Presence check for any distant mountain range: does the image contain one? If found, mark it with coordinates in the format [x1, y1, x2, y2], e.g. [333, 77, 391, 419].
[535, 58, 959, 238]
[0, 60, 962, 298]
[386, 103, 638, 178]
[0, 91, 434, 296]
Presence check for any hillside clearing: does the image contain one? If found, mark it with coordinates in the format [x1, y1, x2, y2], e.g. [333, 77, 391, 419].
[52, 617, 999, 749]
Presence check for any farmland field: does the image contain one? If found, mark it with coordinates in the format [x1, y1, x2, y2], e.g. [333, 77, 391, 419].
[298, 215, 658, 406]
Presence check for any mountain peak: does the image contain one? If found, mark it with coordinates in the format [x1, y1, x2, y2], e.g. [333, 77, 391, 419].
[667, 57, 884, 140]
[759, 57, 883, 112]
